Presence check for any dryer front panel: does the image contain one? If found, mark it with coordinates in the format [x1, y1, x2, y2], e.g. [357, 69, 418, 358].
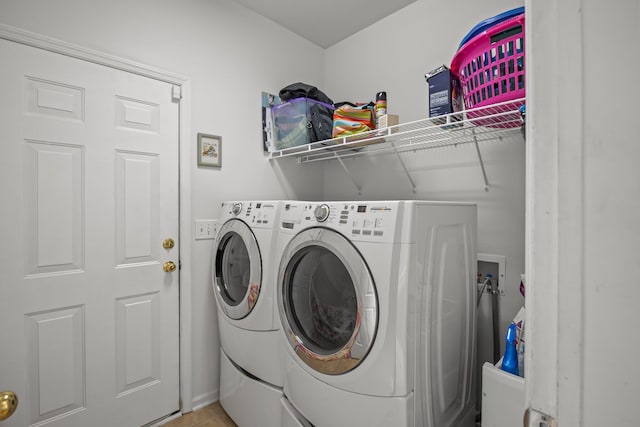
[278, 227, 378, 375]
[214, 219, 262, 319]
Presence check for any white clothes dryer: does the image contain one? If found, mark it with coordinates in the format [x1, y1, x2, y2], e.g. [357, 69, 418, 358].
[212, 201, 285, 388]
[275, 201, 477, 427]
[219, 348, 283, 427]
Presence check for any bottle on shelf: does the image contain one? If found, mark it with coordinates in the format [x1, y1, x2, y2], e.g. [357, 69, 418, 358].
[375, 91, 387, 128]
[501, 322, 519, 376]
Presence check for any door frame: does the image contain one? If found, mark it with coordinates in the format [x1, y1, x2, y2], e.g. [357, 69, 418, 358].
[525, 0, 584, 424]
[0, 24, 195, 414]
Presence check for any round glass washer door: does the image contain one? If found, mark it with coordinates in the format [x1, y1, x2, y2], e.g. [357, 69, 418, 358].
[213, 219, 262, 320]
[278, 227, 378, 375]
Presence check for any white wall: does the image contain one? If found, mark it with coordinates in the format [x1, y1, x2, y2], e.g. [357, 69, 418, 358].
[580, 2, 640, 423]
[0, 0, 325, 408]
[323, 0, 525, 370]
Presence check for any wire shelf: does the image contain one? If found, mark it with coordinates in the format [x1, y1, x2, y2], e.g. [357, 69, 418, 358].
[268, 98, 525, 164]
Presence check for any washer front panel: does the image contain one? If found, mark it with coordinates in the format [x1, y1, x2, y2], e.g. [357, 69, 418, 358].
[214, 219, 262, 319]
[278, 227, 378, 375]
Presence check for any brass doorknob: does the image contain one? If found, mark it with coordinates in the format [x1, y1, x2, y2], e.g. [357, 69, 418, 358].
[163, 238, 175, 249]
[163, 261, 177, 273]
[0, 391, 18, 421]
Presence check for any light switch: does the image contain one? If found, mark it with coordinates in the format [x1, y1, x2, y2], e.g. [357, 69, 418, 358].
[195, 220, 219, 240]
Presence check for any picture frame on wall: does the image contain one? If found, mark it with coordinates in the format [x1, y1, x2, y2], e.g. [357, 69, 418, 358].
[197, 133, 222, 168]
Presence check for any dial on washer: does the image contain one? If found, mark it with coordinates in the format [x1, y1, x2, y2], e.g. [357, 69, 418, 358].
[314, 204, 330, 222]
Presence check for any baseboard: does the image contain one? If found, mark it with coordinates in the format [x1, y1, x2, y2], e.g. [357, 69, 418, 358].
[190, 390, 220, 412]
[149, 390, 219, 425]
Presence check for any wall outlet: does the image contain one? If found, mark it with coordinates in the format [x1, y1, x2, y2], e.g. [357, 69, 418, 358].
[195, 219, 219, 240]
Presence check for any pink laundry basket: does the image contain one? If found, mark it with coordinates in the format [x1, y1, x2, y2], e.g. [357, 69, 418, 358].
[450, 8, 525, 127]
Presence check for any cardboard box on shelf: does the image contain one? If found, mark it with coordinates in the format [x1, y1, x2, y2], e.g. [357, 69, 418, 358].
[377, 114, 399, 131]
[425, 65, 463, 125]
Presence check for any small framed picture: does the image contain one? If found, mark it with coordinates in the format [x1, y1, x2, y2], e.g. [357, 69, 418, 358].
[197, 133, 222, 167]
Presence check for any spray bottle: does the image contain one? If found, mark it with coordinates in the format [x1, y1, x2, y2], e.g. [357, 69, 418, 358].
[501, 322, 519, 376]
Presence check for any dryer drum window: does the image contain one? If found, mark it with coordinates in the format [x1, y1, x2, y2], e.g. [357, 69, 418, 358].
[214, 220, 263, 322]
[284, 245, 357, 354]
[216, 231, 252, 305]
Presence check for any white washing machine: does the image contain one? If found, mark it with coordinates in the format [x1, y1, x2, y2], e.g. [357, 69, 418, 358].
[212, 201, 286, 426]
[275, 200, 477, 427]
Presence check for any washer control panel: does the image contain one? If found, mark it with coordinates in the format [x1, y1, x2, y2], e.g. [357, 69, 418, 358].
[283, 201, 401, 242]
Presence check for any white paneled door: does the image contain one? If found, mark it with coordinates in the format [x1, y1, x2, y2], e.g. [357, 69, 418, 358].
[0, 39, 180, 426]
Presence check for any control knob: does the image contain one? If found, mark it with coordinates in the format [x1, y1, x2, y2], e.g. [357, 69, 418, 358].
[231, 203, 242, 216]
[314, 204, 330, 222]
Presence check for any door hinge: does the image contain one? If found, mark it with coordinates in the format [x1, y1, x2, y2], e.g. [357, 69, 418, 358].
[172, 85, 182, 102]
[524, 408, 557, 427]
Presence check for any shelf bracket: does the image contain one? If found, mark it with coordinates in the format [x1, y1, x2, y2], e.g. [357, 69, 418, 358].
[337, 157, 362, 195]
[391, 142, 416, 193]
[471, 128, 490, 191]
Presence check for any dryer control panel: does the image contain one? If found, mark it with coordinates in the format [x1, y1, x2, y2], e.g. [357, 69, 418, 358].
[220, 201, 278, 229]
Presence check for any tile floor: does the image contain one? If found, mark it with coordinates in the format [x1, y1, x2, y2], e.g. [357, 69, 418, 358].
[159, 401, 482, 426]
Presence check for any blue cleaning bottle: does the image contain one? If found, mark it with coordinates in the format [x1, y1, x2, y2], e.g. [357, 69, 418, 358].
[501, 323, 519, 376]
